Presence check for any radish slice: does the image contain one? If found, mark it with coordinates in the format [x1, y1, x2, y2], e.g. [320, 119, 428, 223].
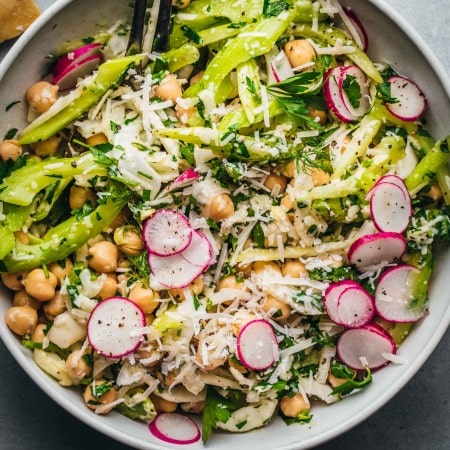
[87, 297, 145, 359]
[149, 413, 201, 445]
[236, 319, 279, 371]
[156, 169, 200, 199]
[338, 65, 371, 117]
[180, 230, 214, 268]
[370, 182, 412, 233]
[343, 8, 368, 51]
[324, 67, 358, 123]
[348, 232, 407, 268]
[337, 323, 396, 370]
[143, 209, 193, 256]
[148, 231, 212, 289]
[375, 264, 426, 322]
[336, 286, 375, 328]
[53, 43, 102, 78]
[366, 174, 409, 201]
[266, 49, 295, 84]
[385, 75, 426, 121]
[323, 280, 361, 325]
[53, 54, 102, 90]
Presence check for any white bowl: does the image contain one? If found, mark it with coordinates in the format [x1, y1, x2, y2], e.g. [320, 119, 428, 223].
[0, 1, 449, 449]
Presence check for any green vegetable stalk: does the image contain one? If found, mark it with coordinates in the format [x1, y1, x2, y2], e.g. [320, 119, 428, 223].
[0, 195, 127, 273]
[183, 7, 298, 102]
[405, 137, 450, 194]
[19, 54, 144, 145]
[0, 153, 105, 206]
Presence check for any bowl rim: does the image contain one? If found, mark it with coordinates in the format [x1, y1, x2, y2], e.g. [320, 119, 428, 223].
[0, 1, 449, 449]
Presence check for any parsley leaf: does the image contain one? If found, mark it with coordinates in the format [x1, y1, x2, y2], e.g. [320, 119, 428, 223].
[263, 0, 291, 17]
[181, 25, 202, 45]
[330, 364, 372, 396]
[342, 75, 361, 108]
[376, 80, 399, 104]
[202, 386, 237, 443]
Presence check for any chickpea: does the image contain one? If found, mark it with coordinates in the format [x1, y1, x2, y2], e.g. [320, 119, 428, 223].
[281, 160, 297, 178]
[264, 172, 288, 194]
[150, 394, 178, 413]
[108, 209, 130, 231]
[172, 0, 190, 8]
[328, 372, 347, 388]
[308, 107, 327, 125]
[311, 168, 331, 187]
[1, 272, 28, 291]
[280, 393, 310, 418]
[13, 289, 41, 310]
[69, 186, 97, 210]
[0, 140, 22, 162]
[26, 81, 58, 113]
[48, 258, 73, 285]
[88, 241, 118, 273]
[65, 350, 92, 380]
[83, 379, 117, 414]
[217, 275, 246, 291]
[5, 306, 38, 335]
[30, 323, 47, 343]
[98, 273, 118, 300]
[195, 341, 227, 370]
[190, 70, 204, 85]
[86, 132, 108, 147]
[170, 276, 204, 301]
[175, 104, 196, 123]
[14, 230, 29, 244]
[262, 295, 291, 321]
[253, 260, 281, 275]
[136, 346, 161, 367]
[281, 193, 295, 211]
[156, 370, 178, 387]
[231, 312, 257, 337]
[114, 226, 144, 256]
[128, 284, 159, 314]
[22, 269, 57, 302]
[426, 183, 442, 201]
[282, 260, 307, 278]
[234, 262, 253, 279]
[43, 291, 67, 320]
[181, 401, 204, 414]
[31, 135, 61, 157]
[207, 193, 235, 221]
[284, 39, 316, 68]
[154, 74, 182, 102]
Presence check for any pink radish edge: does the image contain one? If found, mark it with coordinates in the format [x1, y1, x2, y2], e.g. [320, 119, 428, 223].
[53, 43, 103, 77]
[87, 296, 146, 359]
[366, 174, 409, 201]
[344, 8, 369, 51]
[338, 65, 371, 118]
[347, 232, 407, 268]
[384, 75, 427, 122]
[237, 319, 279, 371]
[148, 231, 213, 289]
[336, 323, 396, 370]
[374, 264, 427, 323]
[369, 181, 412, 233]
[323, 67, 357, 123]
[149, 413, 201, 445]
[53, 54, 102, 90]
[142, 209, 193, 257]
[323, 280, 361, 326]
[336, 285, 375, 328]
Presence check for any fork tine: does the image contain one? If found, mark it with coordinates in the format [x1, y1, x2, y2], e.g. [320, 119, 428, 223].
[152, 0, 172, 54]
[126, 0, 148, 56]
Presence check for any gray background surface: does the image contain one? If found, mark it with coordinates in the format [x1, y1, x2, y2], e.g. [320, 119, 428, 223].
[0, 0, 449, 449]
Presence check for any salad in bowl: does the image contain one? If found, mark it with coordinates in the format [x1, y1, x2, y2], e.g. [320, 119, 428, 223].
[0, 0, 449, 447]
